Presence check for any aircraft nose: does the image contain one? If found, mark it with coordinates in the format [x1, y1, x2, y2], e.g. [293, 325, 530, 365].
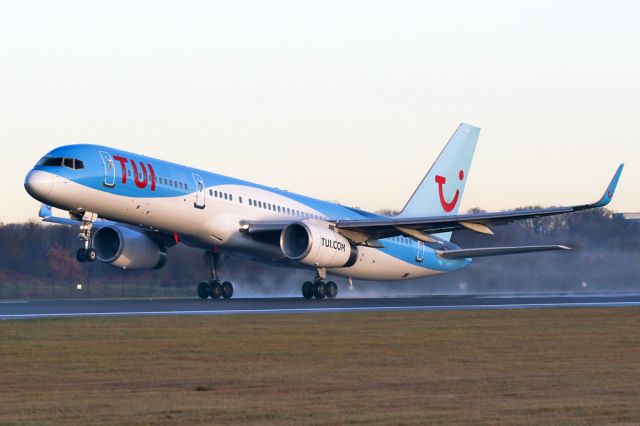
[24, 169, 54, 199]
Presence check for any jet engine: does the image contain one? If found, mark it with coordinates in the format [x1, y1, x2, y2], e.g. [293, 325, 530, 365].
[91, 225, 168, 270]
[280, 222, 358, 268]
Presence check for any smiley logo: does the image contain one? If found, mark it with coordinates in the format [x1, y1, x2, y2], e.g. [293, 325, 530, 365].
[435, 170, 464, 212]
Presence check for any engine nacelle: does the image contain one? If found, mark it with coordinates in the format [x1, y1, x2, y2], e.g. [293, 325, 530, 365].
[280, 222, 358, 268]
[92, 225, 168, 270]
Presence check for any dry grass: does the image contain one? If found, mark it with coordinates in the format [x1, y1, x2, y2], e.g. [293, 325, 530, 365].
[1, 308, 640, 425]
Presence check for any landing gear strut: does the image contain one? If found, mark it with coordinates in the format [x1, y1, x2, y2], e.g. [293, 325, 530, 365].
[301, 268, 338, 299]
[76, 212, 98, 263]
[198, 251, 234, 300]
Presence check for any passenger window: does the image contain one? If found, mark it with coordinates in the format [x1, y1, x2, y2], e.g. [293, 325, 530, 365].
[230, 194, 233, 201]
[224, 193, 228, 200]
[238, 196, 242, 203]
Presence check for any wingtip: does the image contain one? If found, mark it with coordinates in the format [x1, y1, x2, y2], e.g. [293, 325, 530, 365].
[592, 164, 624, 208]
[38, 203, 52, 219]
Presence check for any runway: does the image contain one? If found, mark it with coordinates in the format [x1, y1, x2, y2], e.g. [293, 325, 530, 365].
[2, 293, 640, 320]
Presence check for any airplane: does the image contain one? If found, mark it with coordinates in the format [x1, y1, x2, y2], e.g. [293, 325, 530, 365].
[24, 123, 623, 300]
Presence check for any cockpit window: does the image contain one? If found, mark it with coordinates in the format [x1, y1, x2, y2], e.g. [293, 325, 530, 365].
[39, 157, 63, 167]
[37, 157, 85, 170]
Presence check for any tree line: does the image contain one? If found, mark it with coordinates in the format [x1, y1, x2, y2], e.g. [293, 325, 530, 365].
[0, 208, 638, 297]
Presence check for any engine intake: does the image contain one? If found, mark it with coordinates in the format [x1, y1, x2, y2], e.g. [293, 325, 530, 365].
[280, 222, 358, 268]
[92, 225, 167, 270]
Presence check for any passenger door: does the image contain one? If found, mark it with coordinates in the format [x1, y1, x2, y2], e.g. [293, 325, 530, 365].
[416, 241, 425, 263]
[192, 173, 206, 209]
[98, 151, 116, 188]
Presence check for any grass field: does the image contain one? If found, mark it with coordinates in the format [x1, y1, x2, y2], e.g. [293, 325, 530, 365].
[1, 308, 640, 425]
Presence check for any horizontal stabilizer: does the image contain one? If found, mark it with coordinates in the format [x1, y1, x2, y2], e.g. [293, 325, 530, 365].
[437, 245, 570, 259]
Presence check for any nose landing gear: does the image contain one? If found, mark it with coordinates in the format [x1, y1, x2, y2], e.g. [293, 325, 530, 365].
[75, 212, 98, 263]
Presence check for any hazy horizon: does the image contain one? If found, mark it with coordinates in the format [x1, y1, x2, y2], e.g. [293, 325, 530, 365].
[2, 1, 639, 223]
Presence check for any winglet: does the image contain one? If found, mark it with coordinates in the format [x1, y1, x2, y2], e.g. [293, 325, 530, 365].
[38, 203, 81, 226]
[38, 203, 52, 218]
[592, 164, 624, 208]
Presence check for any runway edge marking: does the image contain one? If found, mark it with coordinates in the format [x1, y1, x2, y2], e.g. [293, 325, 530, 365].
[2, 301, 640, 319]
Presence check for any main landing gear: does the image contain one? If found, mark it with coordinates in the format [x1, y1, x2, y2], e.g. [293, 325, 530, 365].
[302, 268, 338, 300]
[198, 252, 234, 300]
[76, 212, 98, 263]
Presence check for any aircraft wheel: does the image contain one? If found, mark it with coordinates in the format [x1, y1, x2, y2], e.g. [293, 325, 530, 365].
[197, 282, 210, 299]
[210, 280, 223, 299]
[326, 281, 338, 299]
[76, 248, 87, 263]
[302, 281, 314, 299]
[86, 248, 97, 262]
[222, 281, 234, 299]
[314, 281, 327, 299]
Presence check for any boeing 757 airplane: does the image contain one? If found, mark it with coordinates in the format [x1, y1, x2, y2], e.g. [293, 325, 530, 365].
[24, 124, 623, 299]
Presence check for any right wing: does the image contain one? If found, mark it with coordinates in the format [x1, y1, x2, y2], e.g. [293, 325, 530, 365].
[333, 164, 624, 243]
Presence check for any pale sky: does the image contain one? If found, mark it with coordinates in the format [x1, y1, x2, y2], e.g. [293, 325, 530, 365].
[1, 0, 639, 223]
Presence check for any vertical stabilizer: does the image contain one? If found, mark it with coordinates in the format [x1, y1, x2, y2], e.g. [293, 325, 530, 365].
[399, 123, 480, 240]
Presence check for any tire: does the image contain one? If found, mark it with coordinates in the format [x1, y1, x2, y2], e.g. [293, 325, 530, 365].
[326, 281, 338, 299]
[302, 281, 314, 299]
[314, 282, 327, 299]
[76, 248, 87, 263]
[210, 280, 223, 299]
[86, 248, 97, 262]
[197, 282, 210, 299]
[222, 281, 234, 299]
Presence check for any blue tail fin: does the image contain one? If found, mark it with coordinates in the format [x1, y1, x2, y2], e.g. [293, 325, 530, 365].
[399, 123, 480, 240]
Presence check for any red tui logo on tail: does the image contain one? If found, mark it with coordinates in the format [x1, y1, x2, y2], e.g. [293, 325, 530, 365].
[435, 170, 464, 212]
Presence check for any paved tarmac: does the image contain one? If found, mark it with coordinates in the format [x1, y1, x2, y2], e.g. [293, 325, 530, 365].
[2, 293, 640, 320]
